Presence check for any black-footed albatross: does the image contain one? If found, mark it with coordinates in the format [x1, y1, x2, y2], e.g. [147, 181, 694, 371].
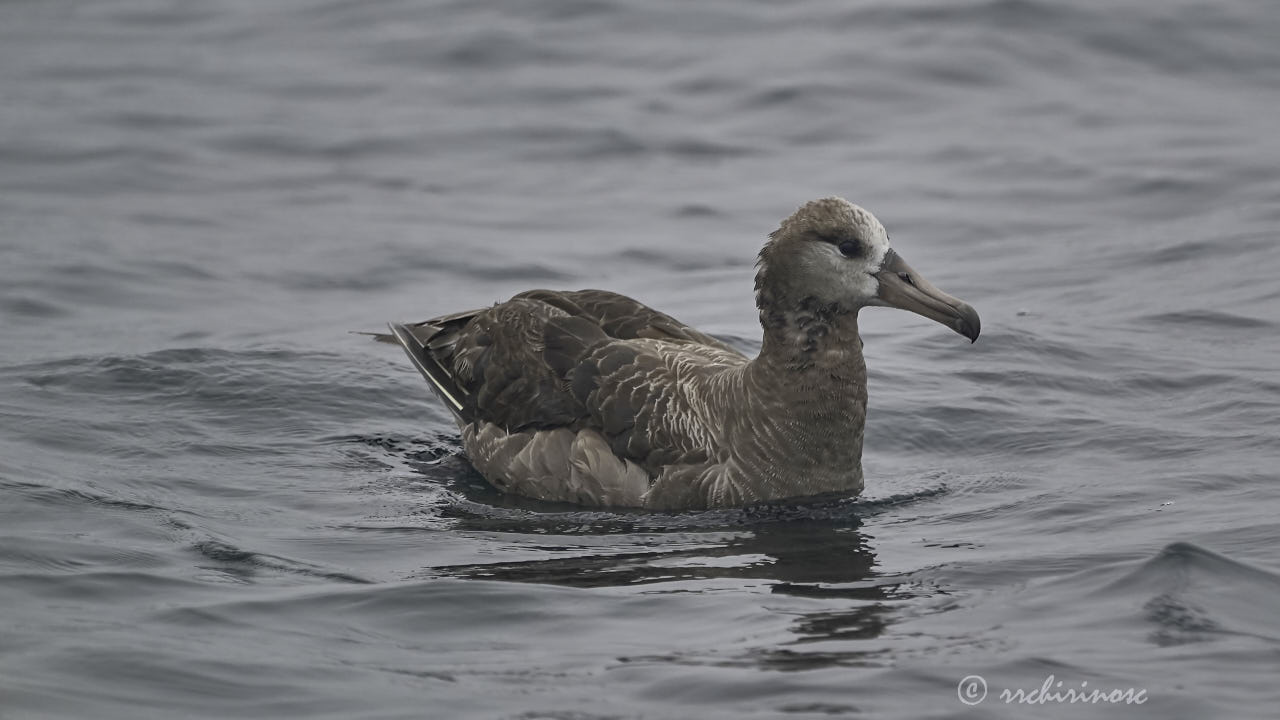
[384, 197, 979, 510]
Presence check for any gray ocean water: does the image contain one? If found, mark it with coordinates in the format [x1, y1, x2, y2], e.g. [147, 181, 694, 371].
[3, 1, 1279, 718]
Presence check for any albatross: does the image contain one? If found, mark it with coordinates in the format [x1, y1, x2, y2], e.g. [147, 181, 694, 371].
[385, 197, 979, 510]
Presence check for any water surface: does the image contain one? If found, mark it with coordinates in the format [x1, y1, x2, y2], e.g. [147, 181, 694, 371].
[3, 1, 1279, 717]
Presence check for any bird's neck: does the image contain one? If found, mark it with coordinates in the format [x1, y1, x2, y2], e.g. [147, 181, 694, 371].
[719, 298, 868, 499]
[751, 298, 868, 392]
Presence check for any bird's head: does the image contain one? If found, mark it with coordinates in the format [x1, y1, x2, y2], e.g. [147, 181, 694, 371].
[755, 196, 980, 342]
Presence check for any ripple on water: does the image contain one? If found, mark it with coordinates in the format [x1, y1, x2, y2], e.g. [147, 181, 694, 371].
[0, 295, 72, 320]
[1136, 309, 1274, 331]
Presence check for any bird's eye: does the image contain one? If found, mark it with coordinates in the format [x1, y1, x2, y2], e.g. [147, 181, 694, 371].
[838, 240, 860, 257]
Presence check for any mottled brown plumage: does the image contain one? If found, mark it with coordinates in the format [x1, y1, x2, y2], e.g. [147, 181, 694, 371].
[385, 197, 980, 510]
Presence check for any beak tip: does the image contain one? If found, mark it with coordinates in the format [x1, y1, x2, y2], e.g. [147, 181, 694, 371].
[958, 307, 981, 344]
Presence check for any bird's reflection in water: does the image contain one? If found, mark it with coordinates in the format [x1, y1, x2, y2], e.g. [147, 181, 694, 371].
[436, 509, 877, 589]
[427, 471, 918, 664]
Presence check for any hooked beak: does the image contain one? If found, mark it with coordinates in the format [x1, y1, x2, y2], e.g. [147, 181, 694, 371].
[873, 249, 981, 342]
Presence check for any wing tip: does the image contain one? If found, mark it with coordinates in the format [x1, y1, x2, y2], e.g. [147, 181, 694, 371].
[387, 322, 472, 422]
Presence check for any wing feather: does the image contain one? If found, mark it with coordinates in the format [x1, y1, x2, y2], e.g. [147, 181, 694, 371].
[390, 289, 747, 477]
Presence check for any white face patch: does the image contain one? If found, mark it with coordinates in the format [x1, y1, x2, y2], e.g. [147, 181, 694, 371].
[848, 204, 891, 270]
[788, 202, 893, 307]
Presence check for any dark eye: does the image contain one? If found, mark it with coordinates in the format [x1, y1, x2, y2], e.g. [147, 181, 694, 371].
[837, 240, 860, 257]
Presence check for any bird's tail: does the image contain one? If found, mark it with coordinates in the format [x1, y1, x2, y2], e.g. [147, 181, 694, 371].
[351, 330, 400, 344]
